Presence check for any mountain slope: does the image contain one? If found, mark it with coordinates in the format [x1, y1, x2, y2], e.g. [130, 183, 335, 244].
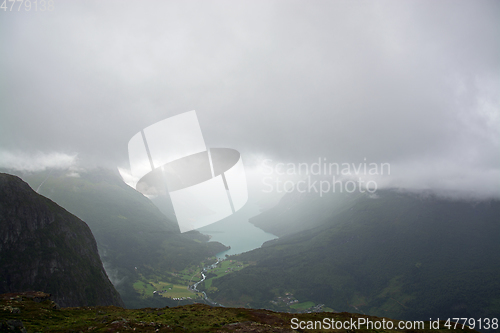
[207, 190, 500, 322]
[250, 190, 363, 237]
[5, 168, 228, 308]
[0, 173, 124, 307]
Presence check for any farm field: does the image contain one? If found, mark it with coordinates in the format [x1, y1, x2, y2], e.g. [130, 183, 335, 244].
[290, 301, 315, 310]
[203, 260, 250, 290]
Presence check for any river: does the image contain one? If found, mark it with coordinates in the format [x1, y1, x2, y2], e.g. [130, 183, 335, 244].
[190, 258, 224, 306]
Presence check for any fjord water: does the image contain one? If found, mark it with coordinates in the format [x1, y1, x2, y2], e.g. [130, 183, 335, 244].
[197, 202, 278, 259]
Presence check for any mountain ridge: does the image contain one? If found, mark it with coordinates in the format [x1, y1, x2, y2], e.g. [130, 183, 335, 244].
[0, 173, 124, 307]
[0, 290, 481, 333]
[205, 189, 500, 323]
[2, 168, 229, 308]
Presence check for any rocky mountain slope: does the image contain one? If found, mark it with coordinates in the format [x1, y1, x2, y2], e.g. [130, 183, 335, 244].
[3, 168, 228, 308]
[0, 173, 124, 307]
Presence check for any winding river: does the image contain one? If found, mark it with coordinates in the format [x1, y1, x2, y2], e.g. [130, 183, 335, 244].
[190, 258, 224, 306]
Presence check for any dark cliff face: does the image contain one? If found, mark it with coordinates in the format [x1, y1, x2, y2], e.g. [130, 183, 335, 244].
[0, 173, 124, 307]
[9, 168, 229, 308]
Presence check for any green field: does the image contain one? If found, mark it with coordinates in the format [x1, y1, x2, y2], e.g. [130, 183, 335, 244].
[132, 263, 206, 300]
[133, 280, 155, 297]
[152, 282, 201, 299]
[203, 260, 249, 291]
[132, 259, 248, 301]
[133, 279, 202, 299]
[290, 301, 315, 309]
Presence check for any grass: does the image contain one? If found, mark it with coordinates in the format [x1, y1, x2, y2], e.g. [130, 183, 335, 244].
[133, 281, 156, 297]
[290, 301, 315, 309]
[0, 292, 480, 333]
[151, 282, 201, 299]
[203, 260, 249, 292]
[133, 280, 202, 299]
[132, 259, 250, 302]
[132, 261, 217, 301]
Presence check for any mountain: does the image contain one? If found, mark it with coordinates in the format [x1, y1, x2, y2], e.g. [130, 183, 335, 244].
[3, 168, 228, 308]
[0, 173, 124, 307]
[250, 190, 363, 237]
[204, 190, 500, 323]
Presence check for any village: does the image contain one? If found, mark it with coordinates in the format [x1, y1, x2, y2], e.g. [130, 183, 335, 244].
[270, 292, 326, 313]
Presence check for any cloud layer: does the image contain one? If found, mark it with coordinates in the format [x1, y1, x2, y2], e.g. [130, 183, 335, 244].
[0, 150, 77, 172]
[1, 0, 498, 197]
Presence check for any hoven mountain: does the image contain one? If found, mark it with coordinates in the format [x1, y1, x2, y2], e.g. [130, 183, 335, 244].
[0, 173, 123, 307]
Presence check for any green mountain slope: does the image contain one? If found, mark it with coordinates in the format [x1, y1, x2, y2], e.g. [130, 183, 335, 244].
[0, 173, 124, 307]
[4, 168, 228, 308]
[250, 190, 363, 237]
[207, 190, 500, 322]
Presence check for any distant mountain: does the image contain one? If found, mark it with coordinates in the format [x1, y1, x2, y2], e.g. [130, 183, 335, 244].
[250, 190, 363, 237]
[4, 168, 228, 308]
[0, 173, 124, 307]
[207, 190, 500, 323]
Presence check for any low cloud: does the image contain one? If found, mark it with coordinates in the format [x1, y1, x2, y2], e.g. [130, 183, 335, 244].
[382, 160, 500, 200]
[102, 261, 126, 288]
[244, 152, 500, 201]
[0, 150, 78, 172]
[117, 167, 139, 189]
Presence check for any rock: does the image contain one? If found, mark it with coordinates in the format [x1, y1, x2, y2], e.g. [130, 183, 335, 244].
[0, 173, 124, 308]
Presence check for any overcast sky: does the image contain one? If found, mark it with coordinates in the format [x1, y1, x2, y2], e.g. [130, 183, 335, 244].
[1, 0, 499, 198]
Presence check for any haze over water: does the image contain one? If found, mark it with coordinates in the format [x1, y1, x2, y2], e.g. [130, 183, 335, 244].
[197, 202, 277, 259]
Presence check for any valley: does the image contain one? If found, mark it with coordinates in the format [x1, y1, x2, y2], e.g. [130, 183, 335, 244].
[206, 189, 500, 323]
[1, 168, 498, 330]
[2, 2, 498, 331]
[132, 257, 251, 307]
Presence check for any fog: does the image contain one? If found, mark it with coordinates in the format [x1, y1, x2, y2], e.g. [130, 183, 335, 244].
[1, 0, 498, 199]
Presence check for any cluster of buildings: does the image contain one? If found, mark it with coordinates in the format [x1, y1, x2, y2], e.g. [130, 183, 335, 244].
[171, 297, 192, 301]
[273, 292, 299, 306]
[270, 293, 326, 313]
[152, 288, 171, 296]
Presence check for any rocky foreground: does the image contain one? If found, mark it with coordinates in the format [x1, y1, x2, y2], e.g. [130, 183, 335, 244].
[0, 292, 479, 333]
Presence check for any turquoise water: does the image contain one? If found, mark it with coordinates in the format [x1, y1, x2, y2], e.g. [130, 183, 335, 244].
[197, 203, 278, 259]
